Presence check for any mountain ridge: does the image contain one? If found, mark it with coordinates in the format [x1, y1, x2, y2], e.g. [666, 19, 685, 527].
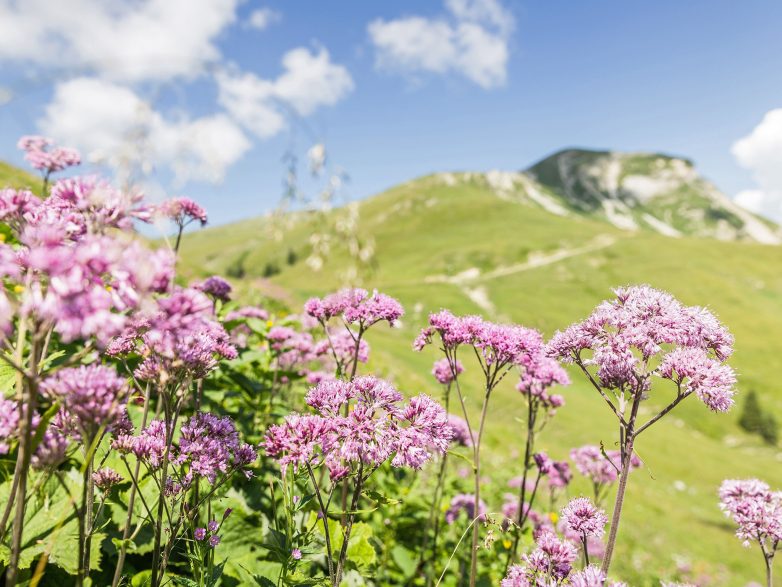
[429, 147, 780, 244]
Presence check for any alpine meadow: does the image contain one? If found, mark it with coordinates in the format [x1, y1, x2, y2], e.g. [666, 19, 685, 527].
[1, 2, 782, 586]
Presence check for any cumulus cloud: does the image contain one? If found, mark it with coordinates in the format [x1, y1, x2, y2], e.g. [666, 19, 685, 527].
[0, 0, 239, 82]
[40, 78, 252, 183]
[247, 7, 281, 31]
[217, 47, 354, 138]
[732, 109, 782, 222]
[368, 0, 514, 89]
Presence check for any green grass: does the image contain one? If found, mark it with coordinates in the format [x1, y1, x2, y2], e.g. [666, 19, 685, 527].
[178, 177, 782, 585]
[0, 161, 39, 191]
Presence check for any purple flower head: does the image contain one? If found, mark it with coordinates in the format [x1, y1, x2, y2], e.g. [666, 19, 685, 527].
[392, 394, 451, 468]
[194, 275, 232, 302]
[500, 565, 531, 587]
[120, 287, 236, 381]
[547, 460, 572, 489]
[93, 467, 123, 491]
[313, 328, 370, 366]
[659, 347, 737, 412]
[719, 479, 782, 547]
[415, 311, 543, 369]
[569, 566, 607, 587]
[570, 445, 640, 486]
[194, 527, 206, 541]
[445, 493, 487, 525]
[208, 519, 219, 533]
[561, 497, 607, 538]
[178, 412, 256, 483]
[516, 351, 570, 410]
[41, 365, 128, 440]
[305, 288, 403, 327]
[432, 358, 463, 385]
[291, 548, 302, 560]
[446, 414, 473, 447]
[522, 529, 577, 580]
[0, 397, 20, 455]
[269, 377, 449, 475]
[126, 420, 167, 468]
[31, 425, 68, 469]
[158, 197, 208, 227]
[548, 286, 736, 412]
[533, 452, 554, 475]
[18, 135, 80, 174]
[208, 534, 221, 548]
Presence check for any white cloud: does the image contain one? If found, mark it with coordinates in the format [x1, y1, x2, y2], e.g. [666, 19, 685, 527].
[40, 77, 252, 183]
[0, 1, 354, 186]
[0, 0, 240, 82]
[247, 7, 281, 31]
[732, 109, 782, 222]
[368, 0, 514, 89]
[217, 47, 354, 138]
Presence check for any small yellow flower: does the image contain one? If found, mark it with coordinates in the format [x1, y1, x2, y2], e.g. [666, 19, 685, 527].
[548, 512, 558, 523]
[502, 539, 512, 549]
[266, 320, 274, 328]
[105, 284, 113, 291]
[13, 285, 23, 294]
[0, 234, 5, 242]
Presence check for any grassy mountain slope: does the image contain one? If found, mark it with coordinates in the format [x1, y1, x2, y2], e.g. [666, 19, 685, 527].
[525, 148, 780, 243]
[0, 161, 39, 191]
[179, 172, 782, 585]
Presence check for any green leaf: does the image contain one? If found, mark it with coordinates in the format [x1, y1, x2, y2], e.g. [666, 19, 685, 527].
[391, 545, 417, 578]
[362, 489, 401, 505]
[0, 360, 16, 396]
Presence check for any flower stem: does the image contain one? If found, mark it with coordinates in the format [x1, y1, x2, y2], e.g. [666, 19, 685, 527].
[469, 384, 493, 587]
[335, 463, 364, 586]
[112, 384, 152, 587]
[307, 464, 335, 583]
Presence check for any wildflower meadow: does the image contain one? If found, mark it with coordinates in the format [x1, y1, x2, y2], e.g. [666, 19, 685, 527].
[0, 135, 775, 587]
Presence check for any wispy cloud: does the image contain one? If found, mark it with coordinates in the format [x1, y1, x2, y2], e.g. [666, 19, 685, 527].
[368, 0, 514, 89]
[733, 109, 782, 222]
[217, 47, 354, 139]
[247, 7, 282, 31]
[0, 0, 354, 185]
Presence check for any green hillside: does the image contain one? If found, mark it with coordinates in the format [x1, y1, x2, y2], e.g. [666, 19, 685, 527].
[0, 161, 39, 191]
[180, 168, 782, 585]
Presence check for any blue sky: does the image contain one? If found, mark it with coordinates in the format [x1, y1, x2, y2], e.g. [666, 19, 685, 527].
[1, 0, 781, 225]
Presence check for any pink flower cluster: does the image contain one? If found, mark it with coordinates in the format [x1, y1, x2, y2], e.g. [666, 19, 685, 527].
[561, 497, 607, 539]
[93, 467, 124, 491]
[41, 364, 129, 440]
[432, 357, 463, 385]
[446, 414, 473, 447]
[516, 353, 569, 410]
[108, 288, 236, 382]
[194, 275, 232, 302]
[502, 530, 626, 586]
[158, 196, 208, 228]
[0, 397, 19, 454]
[178, 412, 258, 482]
[415, 310, 543, 368]
[305, 288, 404, 327]
[548, 285, 736, 411]
[113, 411, 256, 486]
[0, 172, 175, 345]
[444, 493, 487, 525]
[719, 479, 782, 548]
[18, 135, 80, 174]
[264, 376, 451, 479]
[570, 445, 641, 487]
